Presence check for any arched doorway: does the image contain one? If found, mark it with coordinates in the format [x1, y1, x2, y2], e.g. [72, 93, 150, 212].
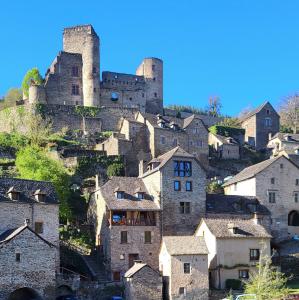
[288, 211, 299, 226]
[8, 288, 42, 300]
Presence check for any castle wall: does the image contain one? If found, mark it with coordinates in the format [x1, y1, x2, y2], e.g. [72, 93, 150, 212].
[63, 25, 100, 107]
[44, 52, 83, 106]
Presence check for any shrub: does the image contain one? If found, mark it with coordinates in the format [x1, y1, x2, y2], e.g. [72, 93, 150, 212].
[209, 125, 245, 137]
[22, 68, 43, 98]
[226, 279, 242, 290]
[107, 162, 125, 177]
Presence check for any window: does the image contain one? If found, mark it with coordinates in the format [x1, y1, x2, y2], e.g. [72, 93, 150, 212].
[173, 138, 178, 147]
[271, 178, 275, 184]
[120, 231, 127, 244]
[154, 92, 157, 98]
[92, 67, 97, 74]
[72, 66, 79, 77]
[179, 287, 186, 295]
[116, 191, 124, 199]
[239, 269, 249, 279]
[266, 109, 270, 115]
[268, 191, 276, 203]
[196, 140, 203, 147]
[250, 249, 260, 261]
[183, 263, 191, 274]
[174, 181, 181, 191]
[71, 84, 79, 95]
[264, 118, 272, 127]
[280, 163, 284, 169]
[296, 179, 299, 186]
[186, 181, 192, 191]
[111, 92, 119, 101]
[113, 271, 121, 281]
[295, 192, 299, 203]
[160, 136, 166, 144]
[142, 93, 145, 98]
[174, 161, 192, 177]
[35, 222, 43, 234]
[180, 202, 190, 214]
[15, 253, 20, 262]
[153, 77, 156, 81]
[136, 192, 144, 200]
[144, 231, 152, 244]
[152, 64, 156, 71]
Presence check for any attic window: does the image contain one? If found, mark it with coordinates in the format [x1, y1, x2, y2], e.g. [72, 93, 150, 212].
[116, 191, 124, 199]
[7, 187, 20, 201]
[266, 109, 270, 115]
[34, 190, 46, 202]
[136, 192, 144, 200]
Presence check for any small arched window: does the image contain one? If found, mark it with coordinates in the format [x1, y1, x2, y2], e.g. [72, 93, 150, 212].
[111, 92, 119, 101]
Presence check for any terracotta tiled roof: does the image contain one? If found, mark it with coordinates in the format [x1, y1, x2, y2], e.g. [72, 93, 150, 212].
[163, 236, 208, 255]
[201, 218, 272, 238]
[0, 177, 58, 204]
[99, 177, 160, 211]
[222, 156, 283, 187]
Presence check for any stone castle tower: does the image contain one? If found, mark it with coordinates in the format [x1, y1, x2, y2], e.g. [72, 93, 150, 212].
[28, 24, 163, 114]
[63, 25, 100, 107]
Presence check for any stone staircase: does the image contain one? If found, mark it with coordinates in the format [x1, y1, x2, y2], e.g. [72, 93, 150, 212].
[82, 253, 107, 282]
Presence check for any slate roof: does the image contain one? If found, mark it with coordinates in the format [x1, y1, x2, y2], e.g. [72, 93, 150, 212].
[240, 101, 275, 122]
[206, 194, 270, 215]
[0, 225, 55, 247]
[210, 133, 239, 145]
[201, 218, 272, 238]
[99, 177, 160, 211]
[0, 177, 59, 204]
[124, 263, 158, 278]
[270, 133, 299, 143]
[222, 156, 282, 187]
[143, 146, 203, 176]
[162, 236, 208, 255]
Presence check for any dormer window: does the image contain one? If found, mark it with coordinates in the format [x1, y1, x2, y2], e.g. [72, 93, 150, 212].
[158, 120, 166, 128]
[116, 191, 124, 199]
[170, 122, 178, 131]
[136, 192, 144, 200]
[34, 190, 46, 202]
[7, 187, 20, 201]
[227, 223, 238, 234]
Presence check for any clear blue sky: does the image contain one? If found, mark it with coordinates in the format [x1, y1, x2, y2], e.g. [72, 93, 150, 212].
[1, 0, 299, 116]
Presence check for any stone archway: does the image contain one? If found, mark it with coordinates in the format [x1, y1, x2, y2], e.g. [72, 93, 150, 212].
[288, 210, 299, 226]
[8, 288, 43, 300]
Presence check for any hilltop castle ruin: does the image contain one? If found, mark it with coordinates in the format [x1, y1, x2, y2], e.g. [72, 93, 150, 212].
[28, 25, 163, 114]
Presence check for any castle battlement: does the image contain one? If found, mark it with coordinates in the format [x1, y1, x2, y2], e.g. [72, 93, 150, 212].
[63, 24, 97, 36]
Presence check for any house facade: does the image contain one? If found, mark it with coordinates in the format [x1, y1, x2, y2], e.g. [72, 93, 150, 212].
[209, 132, 240, 160]
[240, 102, 280, 150]
[159, 236, 209, 300]
[195, 218, 271, 289]
[223, 155, 299, 240]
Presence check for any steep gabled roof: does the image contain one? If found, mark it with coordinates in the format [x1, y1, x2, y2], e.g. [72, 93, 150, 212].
[222, 156, 291, 187]
[99, 177, 160, 211]
[124, 263, 159, 278]
[0, 177, 59, 204]
[240, 101, 278, 122]
[200, 218, 272, 239]
[143, 146, 205, 176]
[162, 236, 208, 255]
[269, 133, 299, 143]
[0, 225, 56, 247]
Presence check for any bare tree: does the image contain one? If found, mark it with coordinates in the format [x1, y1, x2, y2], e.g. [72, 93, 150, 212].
[279, 93, 299, 133]
[207, 96, 222, 117]
[238, 105, 254, 119]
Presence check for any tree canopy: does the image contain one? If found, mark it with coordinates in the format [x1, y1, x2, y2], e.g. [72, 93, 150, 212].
[279, 93, 299, 133]
[15, 146, 71, 220]
[0, 88, 22, 110]
[22, 68, 43, 98]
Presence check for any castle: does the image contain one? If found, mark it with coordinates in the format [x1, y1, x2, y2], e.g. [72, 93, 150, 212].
[28, 25, 163, 115]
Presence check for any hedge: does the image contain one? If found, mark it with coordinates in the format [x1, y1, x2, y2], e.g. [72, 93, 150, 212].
[209, 125, 245, 137]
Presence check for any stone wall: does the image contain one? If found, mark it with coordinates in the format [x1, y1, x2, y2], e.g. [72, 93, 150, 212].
[124, 265, 162, 300]
[161, 156, 206, 235]
[0, 228, 57, 300]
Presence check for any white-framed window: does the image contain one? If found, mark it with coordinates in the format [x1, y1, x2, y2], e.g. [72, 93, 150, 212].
[179, 287, 186, 295]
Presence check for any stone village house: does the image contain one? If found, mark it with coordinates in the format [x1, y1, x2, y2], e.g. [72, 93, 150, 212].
[223, 155, 299, 241]
[208, 132, 240, 160]
[88, 146, 207, 280]
[0, 178, 59, 300]
[159, 236, 209, 300]
[124, 262, 162, 300]
[195, 218, 271, 289]
[240, 101, 280, 150]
